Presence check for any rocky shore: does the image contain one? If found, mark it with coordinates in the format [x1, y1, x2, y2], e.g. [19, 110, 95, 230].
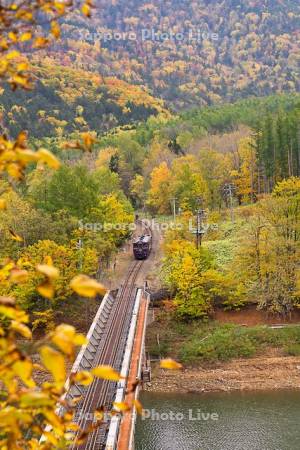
[145, 356, 300, 393]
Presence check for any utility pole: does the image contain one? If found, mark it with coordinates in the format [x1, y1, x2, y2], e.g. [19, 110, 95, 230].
[196, 208, 206, 248]
[223, 183, 236, 223]
[76, 239, 83, 270]
[194, 197, 206, 249]
[171, 197, 177, 221]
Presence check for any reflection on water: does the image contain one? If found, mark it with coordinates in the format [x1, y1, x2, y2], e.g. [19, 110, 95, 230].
[136, 390, 300, 450]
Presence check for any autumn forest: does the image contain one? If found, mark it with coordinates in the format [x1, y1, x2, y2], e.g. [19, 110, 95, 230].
[0, 0, 300, 448]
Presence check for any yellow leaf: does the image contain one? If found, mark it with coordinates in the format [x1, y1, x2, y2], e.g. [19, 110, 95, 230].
[2, 261, 14, 272]
[36, 148, 60, 169]
[54, 2, 66, 15]
[16, 149, 38, 163]
[134, 399, 143, 415]
[33, 362, 45, 371]
[0, 59, 8, 74]
[0, 304, 28, 322]
[16, 130, 28, 147]
[34, 37, 48, 48]
[0, 305, 17, 318]
[16, 130, 27, 145]
[10, 268, 28, 282]
[51, 21, 61, 39]
[11, 320, 32, 339]
[9, 229, 23, 242]
[65, 421, 79, 431]
[10, 269, 28, 283]
[71, 370, 93, 386]
[74, 333, 87, 346]
[43, 410, 63, 431]
[160, 358, 183, 370]
[94, 407, 105, 421]
[63, 141, 81, 150]
[43, 430, 59, 445]
[36, 263, 59, 280]
[19, 32, 32, 42]
[44, 255, 53, 265]
[17, 62, 29, 72]
[0, 198, 7, 209]
[0, 407, 31, 428]
[11, 74, 31, 88]
[82, 4, 91, 17]
[81, 132, 96, 151]
[12, 359, 35, 388]
[20, 391, 54, 408]
[17, 11, 33, 21]
[0, 38, 9, 51]
[37, 280, 55, 299]
[113, 402, 131, 412]
[92, 365, 121, 381]
[52, 324, 86, 355]
[8, 32, 18, 43]
[40, 346, 66, 387]
[70, 275, 106, 298]
[7, 163, 23, 179]
[6, 50, 20, 60]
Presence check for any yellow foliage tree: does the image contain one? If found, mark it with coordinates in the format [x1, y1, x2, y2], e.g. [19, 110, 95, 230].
[96, 146, 119, 168]
[8, 240, 98, 310]
[171, 155, 209, 211]
[147, 161, 172, 214]
[230, 138, 257, 203]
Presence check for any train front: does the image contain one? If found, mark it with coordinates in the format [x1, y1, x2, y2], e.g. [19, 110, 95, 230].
[133, 235, 151, 260]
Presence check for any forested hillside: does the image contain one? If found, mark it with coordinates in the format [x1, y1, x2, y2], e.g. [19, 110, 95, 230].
[0, 61, 165, 138]
[0, 1, 300, 446]
[48, 0, 300, 109]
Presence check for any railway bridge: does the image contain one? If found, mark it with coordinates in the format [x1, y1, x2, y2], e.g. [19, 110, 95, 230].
[62, 259, 152, 450]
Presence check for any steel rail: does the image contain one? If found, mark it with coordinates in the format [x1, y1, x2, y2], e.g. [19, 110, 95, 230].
[71, 261, 142, 449]
[85, 262, 142, 449]
[70, 222, 152, 449]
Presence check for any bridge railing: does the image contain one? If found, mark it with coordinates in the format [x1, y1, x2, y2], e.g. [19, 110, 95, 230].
[105, 288, 143, 450]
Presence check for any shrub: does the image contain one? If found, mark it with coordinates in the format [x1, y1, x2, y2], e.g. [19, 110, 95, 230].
[179, 324, 300, 364]
[284, 343, 300, 356]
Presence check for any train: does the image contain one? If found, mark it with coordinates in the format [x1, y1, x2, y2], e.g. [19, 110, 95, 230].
[133, 234, 152, 260]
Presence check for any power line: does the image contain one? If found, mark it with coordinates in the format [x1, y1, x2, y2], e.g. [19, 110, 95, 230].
[223, 183, 236, 222]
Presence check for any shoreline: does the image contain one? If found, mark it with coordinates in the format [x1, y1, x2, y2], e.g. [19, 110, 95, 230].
[145, 355, 300, 394]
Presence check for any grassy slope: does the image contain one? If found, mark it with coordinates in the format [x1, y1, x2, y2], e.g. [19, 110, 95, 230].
[147, 317, 300, 365]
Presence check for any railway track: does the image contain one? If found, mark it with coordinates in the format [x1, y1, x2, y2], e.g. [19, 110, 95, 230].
[66, 223, 150, 450]
[60, 220, 153, 449]
[70, 259, 143, 449]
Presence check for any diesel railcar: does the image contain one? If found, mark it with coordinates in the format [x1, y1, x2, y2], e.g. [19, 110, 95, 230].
[133, 235, 152, 260]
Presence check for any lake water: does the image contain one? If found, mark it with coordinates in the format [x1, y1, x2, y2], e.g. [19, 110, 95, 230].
[136, 390, 300, 450]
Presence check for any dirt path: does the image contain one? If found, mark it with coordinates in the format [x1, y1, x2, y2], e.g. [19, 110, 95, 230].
[146, 355, 300, 393]
[136, 220, 163, 289]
